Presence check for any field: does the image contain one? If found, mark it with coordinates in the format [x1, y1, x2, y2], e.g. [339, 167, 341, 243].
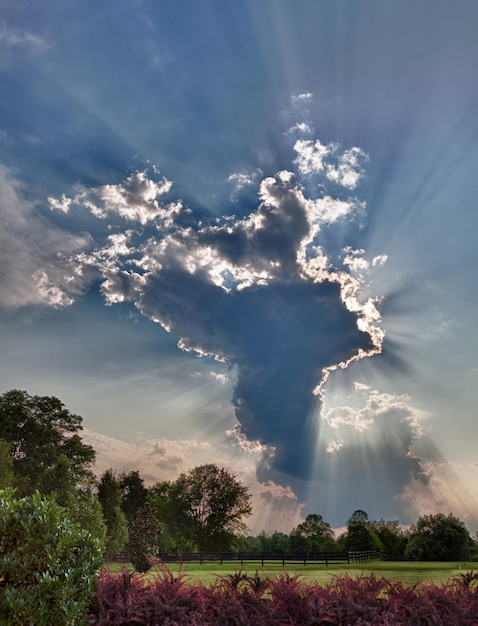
[107, 559, 478, 587]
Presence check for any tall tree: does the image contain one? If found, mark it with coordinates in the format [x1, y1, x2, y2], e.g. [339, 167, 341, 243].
[98, 469, 129, 555]
[289, 514, 336, 553]
[341, 509, 383, 552]
[167, 464, 252, 551]
[0, 389, 95, 496]
[120, 470, 148, 523]
[405, 512, 473, 561]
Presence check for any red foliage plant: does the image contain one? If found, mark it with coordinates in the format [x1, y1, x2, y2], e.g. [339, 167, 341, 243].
[91, 567, 478, 625]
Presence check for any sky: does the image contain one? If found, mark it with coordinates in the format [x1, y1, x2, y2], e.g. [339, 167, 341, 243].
[1, 0, 478, 535]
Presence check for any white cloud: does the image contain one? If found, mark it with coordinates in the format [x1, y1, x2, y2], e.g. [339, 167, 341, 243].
[0, 164, 91, 309]
[400, 461, 478, 532]
[322, 385, 425, 449]
[294, 139, 333, 176]
[286, 122, 314, 135]
[294, 139, 368, 190]
[50, 170, 178, 226]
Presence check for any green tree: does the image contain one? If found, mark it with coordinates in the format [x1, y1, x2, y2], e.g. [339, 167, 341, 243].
[0, 487, 104, 626]
[149, 480, 186, 552]
[32, 452, 107, 543]
[371, 519, 408, 556]
[0, 389, 95, 496]
[405, 512, 473, 561]
[290, 514, 336, 553]
[98, 469, 128, 555]
[129, 502, 163, 572]
[341, 509, 383, 552]
[120, 470, 148, 523]
[167, 464, 252, 551]
[0, 439, 16, 489]
[347, 509, 370, 526]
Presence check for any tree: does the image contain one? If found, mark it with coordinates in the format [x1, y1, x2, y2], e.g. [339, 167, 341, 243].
[128, 502, 163, 572]
[120, 470, 148, 523]
[98, 469, 129, 556]
[0, 439, 16, 489]
[341, 509, 383, 552]
[0, 487, 104, 626]
[148, 480, 183, 552]
[371, 519, 408, 556]
[289, 514, 336, 553]
[167, 464, 252, 551]
[0, 389, 95, 496]
[405, 512, 473, 561]
[347, 509, 370, 527]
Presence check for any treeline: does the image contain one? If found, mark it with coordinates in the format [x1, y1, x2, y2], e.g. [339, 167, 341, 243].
[1, 389, 477, 569]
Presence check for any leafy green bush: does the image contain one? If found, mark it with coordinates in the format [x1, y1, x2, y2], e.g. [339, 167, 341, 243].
[0, 488, 104, 625]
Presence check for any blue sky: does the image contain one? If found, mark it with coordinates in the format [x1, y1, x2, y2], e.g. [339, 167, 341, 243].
[1, 0, 478, 534]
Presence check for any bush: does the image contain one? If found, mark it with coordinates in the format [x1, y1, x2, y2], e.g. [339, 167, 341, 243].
[0, 488, 104, 626]
[92, 568, 478, 625]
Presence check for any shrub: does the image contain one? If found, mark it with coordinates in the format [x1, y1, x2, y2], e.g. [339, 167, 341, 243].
[92, 568, 478, 625]
[128, 502, 163, 573]
[0, 488, 104, 626]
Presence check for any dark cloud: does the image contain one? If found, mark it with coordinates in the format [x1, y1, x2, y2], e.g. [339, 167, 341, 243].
[44, 134, 384, 492]
[138, 272, 373, 479]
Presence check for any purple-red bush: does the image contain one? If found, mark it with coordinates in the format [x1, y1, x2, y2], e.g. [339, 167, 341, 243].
[90, 567, 478, 625]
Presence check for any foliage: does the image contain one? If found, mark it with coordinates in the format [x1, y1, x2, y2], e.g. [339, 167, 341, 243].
[406, 512, 473, 561]
[372, 519, 408, 556]
[347, 508, 370, 527]
[65, 477, 107, 545]
[92, 566, 478, 625]
[289, 513, 336, 553]
[340, 508, 384, 552]
[0, 389, 95, 496]
[0, 439, 16, 489]
[0, 488, 104, 626]
[128, 503, 163, 573]
[155, 464, 252, 551]
[120, 470, 148, 523]
[98, 469, 129, 556]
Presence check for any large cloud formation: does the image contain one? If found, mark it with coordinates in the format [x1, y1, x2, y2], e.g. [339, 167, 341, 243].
[41, 133, 387, 484]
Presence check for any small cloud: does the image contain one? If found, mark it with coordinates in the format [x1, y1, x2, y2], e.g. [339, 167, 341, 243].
[210, 371, 228, 384]
[291, 92, 314, 104]
[149, 443, 166, 457]
[286, 122, 314, 136]
[372, 254, 388, 266]
[0, 20, 50, 55]
[294, 140, 368, 190]
[326, 438, 345, 454]
[155, 455, 183, 470]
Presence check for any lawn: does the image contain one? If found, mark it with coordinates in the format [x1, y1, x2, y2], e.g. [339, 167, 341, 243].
[106, 559, 477, 587]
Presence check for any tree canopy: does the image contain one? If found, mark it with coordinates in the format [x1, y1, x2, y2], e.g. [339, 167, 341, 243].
[405, 512, 473, 561]
[290, 514, 335, 553]
[0, 389, 95, 496]
[156, 464, 252, 551]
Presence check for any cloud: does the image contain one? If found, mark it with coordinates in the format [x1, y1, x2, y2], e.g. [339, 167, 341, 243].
[0, 20, 50, 59]
[294, 139, 368, 190]
[0, 164, 91, 309]
[400, 459, 478, 532]
[49, 169, 178, 225]
[35, 131, 387, 492]
[307, 384, 432, 521]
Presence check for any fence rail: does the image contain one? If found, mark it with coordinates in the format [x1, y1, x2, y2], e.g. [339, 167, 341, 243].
[108, 549, 410, 566]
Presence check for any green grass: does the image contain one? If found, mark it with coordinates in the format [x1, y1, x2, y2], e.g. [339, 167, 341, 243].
[105, 559, 477, 587]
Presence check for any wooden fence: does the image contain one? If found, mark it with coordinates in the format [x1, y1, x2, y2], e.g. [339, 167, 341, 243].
[108, 549, 406, 566]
